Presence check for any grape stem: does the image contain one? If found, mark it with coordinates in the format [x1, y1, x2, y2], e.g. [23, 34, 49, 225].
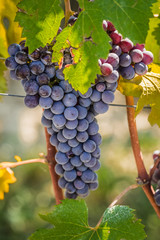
[44, 127, 64, 204]
[0, 158, 46, 169]
[126, 96, 160, 218]
[64, 0, 74, 27]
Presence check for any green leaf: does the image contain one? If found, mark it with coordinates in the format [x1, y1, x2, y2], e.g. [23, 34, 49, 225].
[29, 200, 146, 240]
[118, 70, 160, 127]
[0, 61, 7, 95]
[15, 0, 64, 53]
[53, 0, 154, 93]
[101, 205, 146, 240]
[145, 0, 160, 64]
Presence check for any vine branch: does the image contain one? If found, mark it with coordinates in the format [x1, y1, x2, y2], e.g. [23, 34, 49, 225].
[0, 158, 46, 169]
[64, 0, 74, 26]
[44, 127, 64, 204]
[125, 96, 160, 218]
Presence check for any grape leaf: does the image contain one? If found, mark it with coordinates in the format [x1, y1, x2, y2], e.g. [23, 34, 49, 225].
[53, 0, 154, 93]
[15, 0, 64, 53]
[118, 69, 160, 127]
[101, 205, 146, 240]
[145, 0, 160, 64]
[29, 199, 146, 240]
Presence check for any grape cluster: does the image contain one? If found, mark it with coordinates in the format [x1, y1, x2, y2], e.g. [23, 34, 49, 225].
[41, 74, 117, 199]
[151, 150, 160, 206]
[101, 20, 153, 80]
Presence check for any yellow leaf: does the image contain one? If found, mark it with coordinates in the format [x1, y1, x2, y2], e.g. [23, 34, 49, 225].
[149, 63, 160, 73]
[0, 0, 23, 58]
[14, 155, 22, 162]
[0, 165, 16, 200]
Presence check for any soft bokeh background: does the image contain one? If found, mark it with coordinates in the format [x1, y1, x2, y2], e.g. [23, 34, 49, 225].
[0, 73, 160, 240]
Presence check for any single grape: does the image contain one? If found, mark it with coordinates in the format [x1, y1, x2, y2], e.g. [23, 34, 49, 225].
[68, 138, 79, 147]
[111, 45, 122, 56]
[62, 128, 77, 139]
[59, 80, 72, 93]
[15, 64, 30, 79]
[119, 53, 132, 67]
[24, 94, 39, 108]
[8, 43, 21, 56]
[29, 49, 41, 61]
[134, 62, 148, 75]
[80, 152, 91, 163]
[92, 147, 101, 158]
[90, 160, 101, 171]
[130, 49, 143, 63]
[64, 169, 77, 182]
[10, 70, 21, 81]
[88, 121, 99, 135]
[110, 30, 122, 44]
[106, 53, 119, 68]
[142, 51, 153, 65]
[39, 85, 52, 98]
[104, 70, 119, 83]
[63, 162, 74, 171]
[66, 119, 78, 130]
[45, 64, 56, 78]
[96, 82, 106, 92]
[56, 69, 65, 80]
[36, 73, 50, 85]
[77, 119, 89, 132]
[72, 144, 83, 156]
[41, 51, 52, 65]
[83, 140, 96, 153]
[76, 131, 89, 143]
[79, 97, 91, 108]
[39, 97, 53, 109]
[76, 105, 87, 119]
[52, 123, 59, 132]
[50, 134, 59, 147]
[62, 93, 77, 107]
[90, 89, 101, 102]
[90, 134, 102, 146]
[81, 169, 95, 183]
[55, 152, 69, 164]
[55, 164, 64, 176]
[57, 130, 67, 143]
[70, 156, 82, 167]
[30, 61, 45, 75]
[106, 81, 118, 92]
[79, 88, 92, 98]
[106, 21, 116, 32]
[43, 109, 53, 120]
[76, 184, 89, 196]
[119, 38, 133, 52]
[51, 101, 65, 115]
[93, 101, 109, 114]
[47, 127, 54, 135]
[24, 80, 39, 95]
[52, 114, 66, 129]
[64, 107, 78, 121]
[119, 65, 135, 80]
[5, 57, 18, 70]
[41, 115, 52, 127]
[89, 181, 99, 190]
[77, 165, 88, 172]
[58, 142, 71, 153]
[58, 177, 67, 188]
[51, 86, 64, 101]
[102, 90, 115, 103]
[65, 183, 76, 194]
[74, 179, 85, 190]
[15, 51, 28, 64]
[100, 63, 113, 76]
[65, 191, 77, 199]
[86, 112, 95, 123]
[84, 157, 97, 168]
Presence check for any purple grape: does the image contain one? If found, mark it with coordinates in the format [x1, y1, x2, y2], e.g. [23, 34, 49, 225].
[57, 130, 67, 143]
[50, 134, 59, 147]
[106, 53, 119, 68]
[104, 70, 119, 83]
[76, 105, 87, 119]
[90, 89, 101, 102]
[81, 169, 95, 183]
[76, 131, 89, 143]
[51, 101, 65, 115]
[8, 43, 21, 56]
[30, 61, 45, 75]
[93, 101, 109, 114]
[111, 45, 122, 56]
[89, 181, 98, 190]
[39, 85, 52, 98]
[55, 164, 64, 176]
[79, 97, 91, 107]
[74, 179, 85, 190]
[72, 144, 83, 156]
[134, 62, 148, 75]
[15, 64, 30, 79]
[41, 115, 52, 127]
[119, 53, 132, 67]
[15, 51, 28, 64]
[64, 169, 77, 182]
[119, 65, 135, 80]
[66, 119, 78, 130]
[59, 80, 72, 92]
[45, 64, 55, 78]
[51, 86, 64, 101]
[58, 177, 67, 188]
[24, 80, 39, 95]
[24, 94, 39, 108]
[58, 142, 71, 153]
[63, 162, 74, 171]
[68, 138, 79, 147]
[102, 90, 115, 103]
[70, 156, 82, 167]
[65, 183, 76, 194]
[52, 114, 66, 129]
[100, 63, 113, 76]
[36, 73, 50, 85]
[62, 128, 77, 139]
[43, 109, 53, 120]
[55, 152, 68, 164]
[80, 152, 91, 163]
[96, 82, 106, 92]
[5, 57, 18, 70]
[39, 97, 53, 109]
[64, 107, 78, 121]
[79, 88, 92, 98]
[130, 49, 143, 63]
[41, 51, 52, 65]
[63, 93, 77, 107]
[83, 140, 96, 153]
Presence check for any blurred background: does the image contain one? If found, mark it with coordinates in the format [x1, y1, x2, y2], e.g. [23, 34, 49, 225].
[0, 73, 160, 240]
[0, 0, 160, 239]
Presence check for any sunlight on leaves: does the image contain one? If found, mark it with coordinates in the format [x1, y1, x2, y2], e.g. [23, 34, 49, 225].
[0, 165, 16, 200]
[29, 199, 146, 240]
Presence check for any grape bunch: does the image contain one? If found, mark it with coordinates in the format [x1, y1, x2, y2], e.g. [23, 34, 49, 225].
[101, 20, 153, 80]
[41, 73, 117, 199]
[151, 150, 160, 206]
